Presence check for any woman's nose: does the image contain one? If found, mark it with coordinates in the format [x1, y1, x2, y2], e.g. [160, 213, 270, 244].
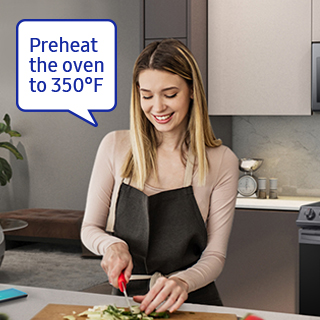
[152, 96, 166, 113]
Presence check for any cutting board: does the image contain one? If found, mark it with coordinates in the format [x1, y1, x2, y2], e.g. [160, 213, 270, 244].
[31, 303, 238, 320]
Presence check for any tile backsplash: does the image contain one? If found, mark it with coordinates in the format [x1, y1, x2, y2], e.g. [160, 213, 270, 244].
[232, 114, 320, 197]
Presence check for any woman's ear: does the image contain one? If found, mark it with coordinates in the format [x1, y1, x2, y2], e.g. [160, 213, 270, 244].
[190, 87, 194, 100]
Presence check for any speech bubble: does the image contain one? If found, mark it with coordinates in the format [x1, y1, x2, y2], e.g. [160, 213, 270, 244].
[16, 19, 117, 127]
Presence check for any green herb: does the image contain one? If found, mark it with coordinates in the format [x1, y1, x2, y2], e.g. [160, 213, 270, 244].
[76, 304, 169, 320]
[149, 312, 169, 319]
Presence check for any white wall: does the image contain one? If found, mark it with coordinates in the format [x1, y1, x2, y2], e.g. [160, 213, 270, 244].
[0, 0, 141, 211]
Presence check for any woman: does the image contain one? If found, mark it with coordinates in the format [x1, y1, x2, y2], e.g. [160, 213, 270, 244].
[81, 39, 238, 314]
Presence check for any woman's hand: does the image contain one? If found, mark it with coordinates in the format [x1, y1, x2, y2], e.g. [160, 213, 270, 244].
[101, 242, 133, 288]
[133, 276, 188, 314]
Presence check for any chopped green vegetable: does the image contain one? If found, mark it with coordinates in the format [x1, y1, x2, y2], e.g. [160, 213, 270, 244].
[149, 312, 169, 319]
[73, 304, 169, 320]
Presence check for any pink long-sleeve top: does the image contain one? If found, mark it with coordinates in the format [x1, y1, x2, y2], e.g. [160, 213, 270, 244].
[81, 130, 239, 293]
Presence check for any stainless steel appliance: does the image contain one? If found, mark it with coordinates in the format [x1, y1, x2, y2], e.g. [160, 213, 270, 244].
[296, 202, 320, 316]
[312, 43, 320, 112]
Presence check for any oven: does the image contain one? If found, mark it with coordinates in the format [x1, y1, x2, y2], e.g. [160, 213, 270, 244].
[296, 202, 320, 316]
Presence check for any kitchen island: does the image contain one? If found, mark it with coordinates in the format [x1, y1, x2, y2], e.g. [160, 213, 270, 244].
[0, 284, 319, 320]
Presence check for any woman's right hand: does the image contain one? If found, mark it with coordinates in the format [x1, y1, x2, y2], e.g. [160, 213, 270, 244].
[101, 242, 133, 288]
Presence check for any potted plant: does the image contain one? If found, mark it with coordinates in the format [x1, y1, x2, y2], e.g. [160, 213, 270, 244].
[0, 114, 23, 186]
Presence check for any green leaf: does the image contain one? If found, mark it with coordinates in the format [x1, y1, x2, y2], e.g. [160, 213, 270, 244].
[0, 123, 6, 134]
[0, 172, 7, 186]
[7, 130, 21, 137]
[0, 158, 12, 182]
[3, 114, 10, 128]
[0, 142, 23, 160]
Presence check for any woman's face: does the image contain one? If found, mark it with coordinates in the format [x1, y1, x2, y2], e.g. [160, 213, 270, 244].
[138, 69, 193, 135]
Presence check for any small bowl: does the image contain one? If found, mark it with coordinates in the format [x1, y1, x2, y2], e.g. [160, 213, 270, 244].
[239, 158, 263, 173]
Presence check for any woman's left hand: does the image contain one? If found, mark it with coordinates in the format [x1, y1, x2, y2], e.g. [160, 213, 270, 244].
[133, 276, 188, 314]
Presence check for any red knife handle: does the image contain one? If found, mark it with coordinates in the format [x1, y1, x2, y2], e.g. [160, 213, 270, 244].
[118, 272, 127, 293]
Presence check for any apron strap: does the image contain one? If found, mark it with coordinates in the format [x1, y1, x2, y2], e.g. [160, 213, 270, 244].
[106, 178, 124, 233]
[123, 177, 131, 184]
[183, 150, 195, 187]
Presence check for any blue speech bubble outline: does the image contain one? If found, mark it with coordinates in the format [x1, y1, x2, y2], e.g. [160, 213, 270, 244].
[16, 19, 117, 127]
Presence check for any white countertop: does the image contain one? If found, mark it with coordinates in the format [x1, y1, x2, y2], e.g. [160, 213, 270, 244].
[236, 196, 320, 211]
[1, 284, 319, 320]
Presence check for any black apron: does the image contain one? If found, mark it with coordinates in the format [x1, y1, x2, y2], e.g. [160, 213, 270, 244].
[108, 154, 222, 306]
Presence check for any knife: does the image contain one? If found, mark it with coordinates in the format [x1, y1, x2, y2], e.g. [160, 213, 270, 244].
[118, 271, 134, 314]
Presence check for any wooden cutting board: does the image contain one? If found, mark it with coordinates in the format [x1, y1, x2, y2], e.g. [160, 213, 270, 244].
[31, 303, 238, 320]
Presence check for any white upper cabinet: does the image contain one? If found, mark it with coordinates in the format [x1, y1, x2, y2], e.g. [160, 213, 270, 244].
[208, 0, 311, 115]
[313, 0, 320, 41]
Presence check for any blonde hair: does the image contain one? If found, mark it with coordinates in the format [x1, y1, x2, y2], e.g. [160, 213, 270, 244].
[122, 39, 222, 190]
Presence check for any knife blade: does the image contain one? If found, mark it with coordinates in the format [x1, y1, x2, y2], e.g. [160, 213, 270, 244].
[118, 272, 134, 314]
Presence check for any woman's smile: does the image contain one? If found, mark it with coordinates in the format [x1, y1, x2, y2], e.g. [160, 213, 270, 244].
[152, 112, 174, 123]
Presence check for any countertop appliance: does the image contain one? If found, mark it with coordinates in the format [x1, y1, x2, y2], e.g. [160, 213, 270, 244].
[296, 201, 320, 316]
[237, 158, 263, 197]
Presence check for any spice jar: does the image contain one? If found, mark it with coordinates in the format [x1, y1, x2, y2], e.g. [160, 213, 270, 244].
[269, 178, 278, 199]
[258, 177, 267, 199]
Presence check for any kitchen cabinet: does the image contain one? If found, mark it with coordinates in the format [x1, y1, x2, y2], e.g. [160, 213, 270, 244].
[313, 0, 320, 41]
[142, 0, 206, 89]
[208, 0, 311, 115]
[144, 0, 187, 47]
[216, 208, 299, 313]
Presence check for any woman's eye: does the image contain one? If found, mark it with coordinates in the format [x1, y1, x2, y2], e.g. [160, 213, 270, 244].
[142, 96, 153, 100]
[165, 93, 177, 99]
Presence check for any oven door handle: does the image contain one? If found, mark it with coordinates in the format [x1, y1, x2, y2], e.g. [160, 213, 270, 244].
[299, 229, 320, 245]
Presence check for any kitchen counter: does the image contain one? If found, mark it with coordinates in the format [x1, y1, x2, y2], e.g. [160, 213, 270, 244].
[236, 196, 320, 211]
[1, 284, 319, 320]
